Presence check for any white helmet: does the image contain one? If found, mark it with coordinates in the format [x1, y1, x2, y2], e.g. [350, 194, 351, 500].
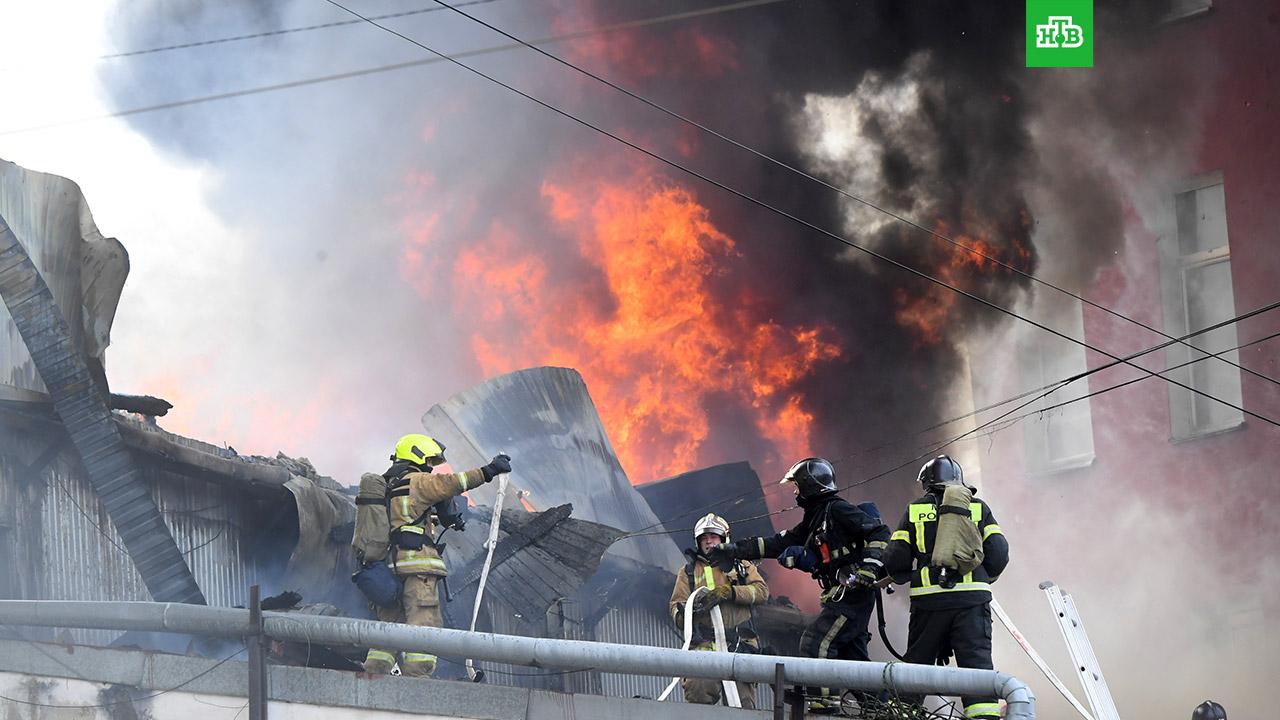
[693, 513, 730, 543]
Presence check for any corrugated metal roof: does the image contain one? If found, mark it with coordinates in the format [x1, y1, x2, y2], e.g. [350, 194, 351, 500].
[423, 367, 683, 570]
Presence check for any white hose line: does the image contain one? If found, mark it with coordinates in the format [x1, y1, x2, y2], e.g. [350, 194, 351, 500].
[991, 599, 1094, 720]
[711, 604, 742, 708]
[657, 586, 706, 701]
[656, 586, 740, 707]
[466, 473, 509, 680]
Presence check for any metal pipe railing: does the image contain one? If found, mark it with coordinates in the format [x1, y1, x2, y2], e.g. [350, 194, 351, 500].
[0, 601, 1035, 718]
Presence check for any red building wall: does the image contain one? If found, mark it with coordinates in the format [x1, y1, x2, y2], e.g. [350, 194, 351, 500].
[979, 2, 1279, 717]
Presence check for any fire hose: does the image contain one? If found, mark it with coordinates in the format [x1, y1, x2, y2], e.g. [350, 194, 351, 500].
[656, 586, 742, 707]
[991, 599, 1095, 720]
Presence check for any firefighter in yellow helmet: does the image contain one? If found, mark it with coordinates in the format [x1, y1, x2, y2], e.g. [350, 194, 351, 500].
[362, 433, 512, 677]
[668, 513, 769, 708]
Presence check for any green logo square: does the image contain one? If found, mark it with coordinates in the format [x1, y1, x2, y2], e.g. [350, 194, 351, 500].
[1026, 0, 1094, 67]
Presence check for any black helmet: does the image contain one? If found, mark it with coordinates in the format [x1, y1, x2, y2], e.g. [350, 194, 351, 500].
[1192, 701, 1226, 720]
[781, 458, 838, 499]
[918, 455, 965, 491]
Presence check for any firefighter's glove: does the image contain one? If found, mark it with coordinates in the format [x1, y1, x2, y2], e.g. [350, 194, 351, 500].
[692, 584, 733, 612]
[705, 542, 739, 566]
[851, 565, 878, 588]
[481, 454, 512, 482]
[778, 545, 817, 572]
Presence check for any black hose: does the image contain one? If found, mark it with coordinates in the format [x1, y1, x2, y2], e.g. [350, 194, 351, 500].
[875, 588, 907, 661]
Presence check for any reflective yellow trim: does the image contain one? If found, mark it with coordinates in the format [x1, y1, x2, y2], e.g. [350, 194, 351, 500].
[399, 525, 425, 535]
[969, 502, 983, 523]
[365, 649, 396, 663]
[983, 524, 1003, 539]
[890, 530, 910, 543]
[456, 472, 468, 492]
[703, 565, 715, 590]
[757, 538, 766, 556]
[816, 615, 847, 660]
[866, 540, 888, 550]
[403, 652, 438, 662]
[392, 556, 448, 574]
[396, 496, 411, 522]
[910, 581, 992, 597]
[920, 567, 931, 588]
[965, 702, 1001, 717]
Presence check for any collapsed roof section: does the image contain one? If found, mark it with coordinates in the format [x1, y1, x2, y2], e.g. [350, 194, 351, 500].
[0, 159, 204, 603]
[423, 366, 684, 570]
[637, 461, 775, 545]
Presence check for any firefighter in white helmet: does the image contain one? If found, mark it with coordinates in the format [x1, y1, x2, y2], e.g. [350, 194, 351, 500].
[668, 513, 769, 708]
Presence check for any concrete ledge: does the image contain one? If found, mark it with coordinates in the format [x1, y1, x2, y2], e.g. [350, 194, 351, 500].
[0, 640, 771, 719]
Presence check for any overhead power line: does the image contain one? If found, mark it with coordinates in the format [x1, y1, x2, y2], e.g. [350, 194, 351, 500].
[0, 0, 789, 136]
[977, 327, 1280, 441]
[324, 0, 1280, 436]
[425, 0, 1280, 391]
[622, 299, 1280, 538]
[96, 0, 506, 61]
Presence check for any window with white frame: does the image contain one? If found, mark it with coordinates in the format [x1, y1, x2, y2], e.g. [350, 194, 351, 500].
[1158, 174, 1244, 440]
[1020, 294, 1095, 474]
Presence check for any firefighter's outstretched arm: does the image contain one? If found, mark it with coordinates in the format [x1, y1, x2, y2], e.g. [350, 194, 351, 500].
[409, 454, 511, 507]
[708, 518, 805, 564]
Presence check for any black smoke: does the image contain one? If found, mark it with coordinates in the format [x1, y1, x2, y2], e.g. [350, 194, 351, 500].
[94, 0, 1193, 514]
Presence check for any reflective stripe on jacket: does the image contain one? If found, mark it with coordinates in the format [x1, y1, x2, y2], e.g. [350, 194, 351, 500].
[669, 554, 769, 634]
[389, 467, 487, 576]
[884, 493, 1009, 610]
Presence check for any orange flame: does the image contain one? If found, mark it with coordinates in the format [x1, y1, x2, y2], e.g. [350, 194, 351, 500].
[449, 174, 840, 483]
[894, 220, 1018, 347]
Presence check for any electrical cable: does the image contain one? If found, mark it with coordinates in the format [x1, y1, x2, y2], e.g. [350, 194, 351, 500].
[618, 299, 1280, 538]
[425, 0, 1280, 391]
[968, 328, 1280, 443]
[323, 0, 1280, 442]
[0, 0, 789, 137]
[96, 0, 507, 61]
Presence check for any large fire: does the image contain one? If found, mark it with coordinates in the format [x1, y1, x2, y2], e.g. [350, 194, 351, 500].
[445, 171, 841, 484]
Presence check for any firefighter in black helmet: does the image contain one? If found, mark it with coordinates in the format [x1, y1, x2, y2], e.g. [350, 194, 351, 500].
[708, 458, 890, 714]
[1192, 701, 1227, 719]
[884, 455, 1009, 720]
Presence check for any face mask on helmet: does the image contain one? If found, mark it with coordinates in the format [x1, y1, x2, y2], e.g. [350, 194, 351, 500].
[780, 457, 837, 499]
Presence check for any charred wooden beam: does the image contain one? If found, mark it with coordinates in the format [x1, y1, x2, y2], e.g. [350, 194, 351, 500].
[448, 503, 576, 599]
[110, 393, 173, 417]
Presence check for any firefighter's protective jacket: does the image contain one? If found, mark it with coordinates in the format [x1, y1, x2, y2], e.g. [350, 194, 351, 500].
[884, 492, 1009, 610]
[386, 461, 487, 576]
[669, 552, 768, 642]
[735, 496, 890, 594]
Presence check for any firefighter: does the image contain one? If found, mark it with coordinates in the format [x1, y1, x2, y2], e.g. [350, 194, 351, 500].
[669, 513, 769, 709]
[883, 455, 1009, 720]
[362, 433, 512, 677]
[707, 458, 890, 714]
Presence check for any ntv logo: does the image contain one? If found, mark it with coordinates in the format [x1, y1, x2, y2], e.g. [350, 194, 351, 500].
[1026, 0, 1093, 67]
[1035, 16, 1085, 49]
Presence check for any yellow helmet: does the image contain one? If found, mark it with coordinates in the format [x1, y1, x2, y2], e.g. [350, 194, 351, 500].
[392, 434, 446, 467]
